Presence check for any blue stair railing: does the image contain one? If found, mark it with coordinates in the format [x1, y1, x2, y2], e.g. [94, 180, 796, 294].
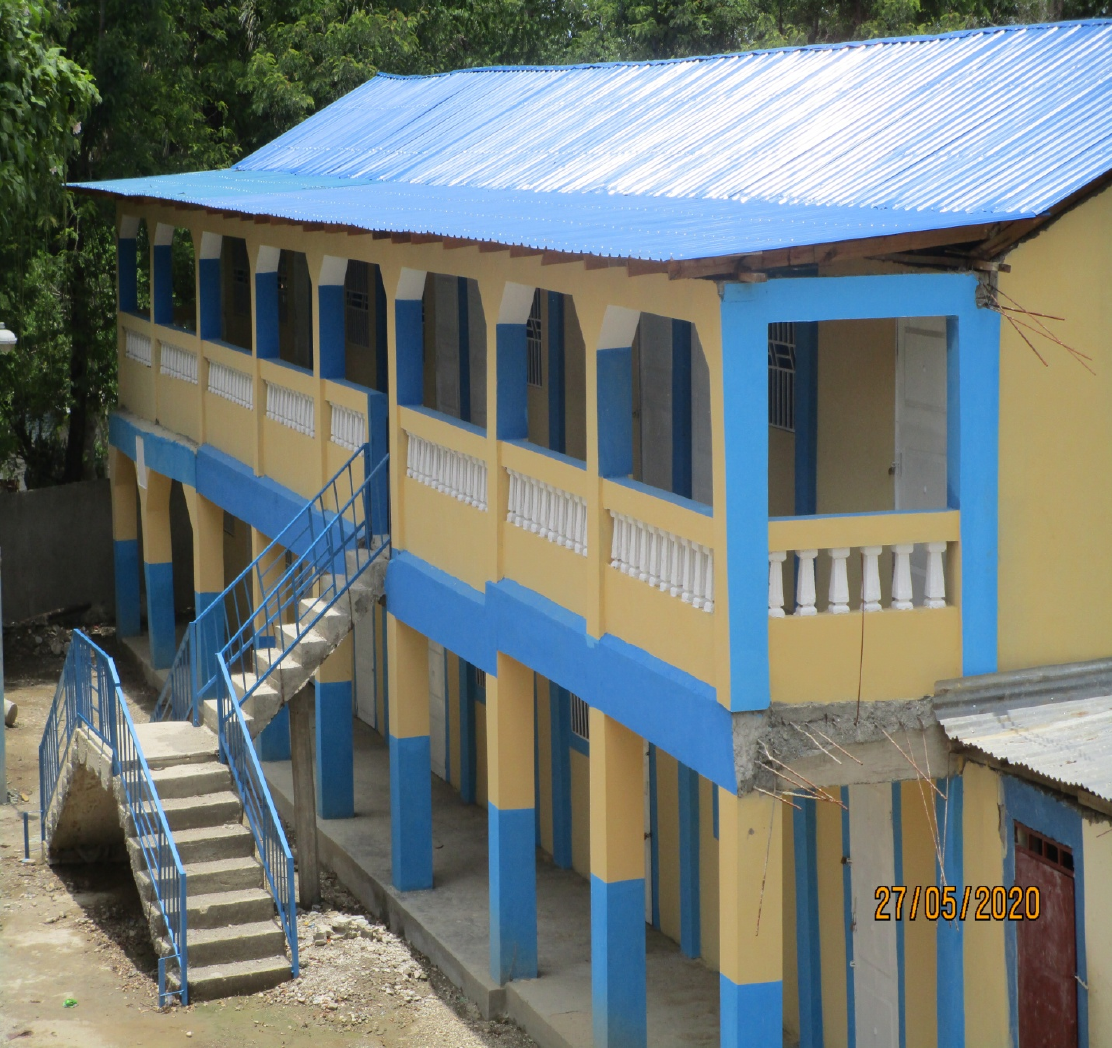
[152, 443, 390, 977]
[40, 633, 188, 1006]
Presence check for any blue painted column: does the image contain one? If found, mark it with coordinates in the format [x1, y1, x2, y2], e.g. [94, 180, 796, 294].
[590, 709, 646, 1048]
[318, 255, 348, 380]
[198, 232, 222, 341]
[152, 223, 174, 327]
[315, 635, 355, 819]
[597, 347, 633, 479]
[457, 277, 472, 423]
[677, 762, 701, 959]
[366, 389, 389, 537]
[117, 224, 138, 315]
[257, 705, 291, 762]
[183, 485, 224, 713]
[549, 684, 573, 869]
[793, 322, 818, 516]
[387, 612, 433, 891]
[792, 798, 824, 1048]
[374, 266, 389, 393]
[936, 775, 965, 1048]
[137, 464, 176, 669]
[497, 321, 528, 440]
[395, 269, 426, 407]
[671, 320, 693, 500]
[486, 654, 538, 984]
[255, 246, 280, 358]
[459, 660, 478, 805]
[110, 447, 141, 637]
[547, 291, 566, 454]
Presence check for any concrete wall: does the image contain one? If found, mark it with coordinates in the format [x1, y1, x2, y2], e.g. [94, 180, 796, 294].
[0, 480, 115, 625]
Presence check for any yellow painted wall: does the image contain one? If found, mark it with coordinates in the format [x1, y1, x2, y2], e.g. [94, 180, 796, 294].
[655, 751, 681, 942]
[783, 801, 800, 1046]
[570, 748, 591, 878]
[475, 702, 489, 808]
[155, 336, 202, 442]
[900, 778, 938, 1048]
[816, 800, 849, 1048]
[1084, 813, 1112, 1048]
[816, 318, 896, 515]
[698, 777, 720, 970]
[997, 185, 1112, 670]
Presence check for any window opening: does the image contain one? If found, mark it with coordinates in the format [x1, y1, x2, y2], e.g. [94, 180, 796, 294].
[277, 250, 313, 371]
[1016, 824, 1074, 874]
[475, 668, 486, 690]
[768, 322, 796, 432]
[346, 261, 370, 348]
[570, 694, 589, 741]
[526, 290, 543, 388]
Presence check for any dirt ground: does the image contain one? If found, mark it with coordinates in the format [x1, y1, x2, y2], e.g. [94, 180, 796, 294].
[0, 622, 538, 1048]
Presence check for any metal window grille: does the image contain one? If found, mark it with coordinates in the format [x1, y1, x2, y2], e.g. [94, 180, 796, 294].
[526, 290, 543, 387]
[475, 669, 486, 690]
[768, 322, 796, 432]
[1015, 823, 1074, 874]
[346, 261, 371, 348]
[230, 238, 251, 318]
[570, 693, 589, 740]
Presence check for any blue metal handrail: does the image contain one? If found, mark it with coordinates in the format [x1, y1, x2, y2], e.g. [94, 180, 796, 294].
[39, 633, 188, 1005]
[153, 626, 195, 724]
[216, 660, 299, 977]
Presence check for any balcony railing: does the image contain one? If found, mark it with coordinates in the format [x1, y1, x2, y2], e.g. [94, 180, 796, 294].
[208, 360, 253, 410]
[330, 402, 367, 452]
[159, 341, 198, 385]
[405, 431, 488, 510]
[125, 329, 152, 367]
[610, 512, 714, 612]
[507, 468, 587, 555]
[266, 381, 315, 437]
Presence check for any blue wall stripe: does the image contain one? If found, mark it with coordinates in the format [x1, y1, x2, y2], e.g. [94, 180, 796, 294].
[198, 256, 221, 341]
[256, 704, 291, 762]
[892, 782, 906, 1048]
[935, 776, 965, 1048]
[677, 761, 701, 959]
[153, 243, 173, 326]
[457, 277, 471, 424]
[118, 238, 138, 314]
[143, 560, 176, 670]
[255, 270, 279, 358]
[496, 323, 528, 440]
[793, 321, 818, 516]
[549, 684, 572, 868]
[596, 347, 633, 479]
[374, 267, 389, 393]
[489, 804, 539, 983]
[671, 319, 692, 500]
[458, 659, 477, 805]
[793, 798, 824, 1048]
[113, 538, 141, 638]
[533, 675, 540, 847]
[318, 284, 345, 379]
[648, 744, 660, 929]
[841, 786, 856, 1048]
[389, 733, 433, 891]
[1002, 774, 1087, 1048]
[316, 680, 354, 819]
[591, 875, 646, 1048]
[381, 606, 390, 740]
[395, 298, 424, 406]
[547, 291, 566, 455]
[720, 975, 783, 1048]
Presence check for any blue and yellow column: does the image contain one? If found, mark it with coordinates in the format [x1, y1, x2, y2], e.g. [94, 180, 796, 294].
[110, 447, 140, 637]
[590, 709, 646, 1048]
[387, 612, 433, 891]
[183, 486, 224, 708]
[252, 527, 290, 761]
[486, 654, 537, 983]
[137, 466, 176, 669]
[315, 634, 355, 819]
[719, 789, 783, 1048]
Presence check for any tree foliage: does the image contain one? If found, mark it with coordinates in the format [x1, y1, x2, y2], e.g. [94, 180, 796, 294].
[1, 0, 1108, 486]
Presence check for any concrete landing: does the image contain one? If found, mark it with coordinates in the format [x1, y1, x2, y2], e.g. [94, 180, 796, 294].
[263, 720, 721, 1048]
[132, 721, 219, 770]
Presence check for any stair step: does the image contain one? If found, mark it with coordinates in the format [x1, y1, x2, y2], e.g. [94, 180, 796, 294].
[183, 856, 263, 895]
[171, 954, 291, 1000]
[132, 722, 220, 770]
[187, 888, 276, 929]
[201, 699, 256, 736]
[160, 791, 242, 832]
[187, 920, 287, 968]
[275, 622, 330, 659]
[151, 761, 231, 798]
[172, 824, 256, 864]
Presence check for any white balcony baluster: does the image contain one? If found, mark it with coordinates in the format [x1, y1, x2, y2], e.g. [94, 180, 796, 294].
[405, 431, 487, 510]
[828, 547, 850, 614]
[266, 382, 314, 436]
[925, 542, 947, 608]
[505, 468, 586, 555]
[891, 543, 915, 610]
[208, 361, 253, 409]
[610, 511, 714, 612]
[329, 403, 366, 451]
[769, 551, 787, 618]
[125, 329, 152, 367]
[160, 342, 198, 385]
[861, 546, 883, 612]
[794, 549, 818, 616]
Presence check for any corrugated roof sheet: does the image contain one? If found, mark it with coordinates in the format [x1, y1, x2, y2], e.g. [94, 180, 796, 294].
[74, 20, 1112, 262]
[935, 657, 1112, 802]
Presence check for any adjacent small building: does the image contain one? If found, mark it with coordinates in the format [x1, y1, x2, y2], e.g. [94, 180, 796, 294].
[75, 19, 1112, 1048]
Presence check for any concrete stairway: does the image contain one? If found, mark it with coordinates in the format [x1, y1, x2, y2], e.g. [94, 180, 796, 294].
[130, 722, 292, 999]
[202, 546, 387, 739]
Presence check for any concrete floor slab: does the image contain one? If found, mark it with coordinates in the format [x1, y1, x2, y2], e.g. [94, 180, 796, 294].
[133, 722, 219, 768]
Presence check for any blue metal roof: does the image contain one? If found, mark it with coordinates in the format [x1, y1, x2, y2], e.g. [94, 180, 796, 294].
[75, 21, 1112, 262]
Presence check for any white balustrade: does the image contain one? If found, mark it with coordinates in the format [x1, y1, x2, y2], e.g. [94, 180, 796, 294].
[266, 382, 315, 437]
[767, 541, 950, 616]
[405, 431, 487, 510]
[610, 512, 714, 613]
[207, 360, 253, 410]
[506, 469, 587, 555]
[330, 403, 366, 451]
[124, 329, 152, 367]
[159, 341, 198, 385]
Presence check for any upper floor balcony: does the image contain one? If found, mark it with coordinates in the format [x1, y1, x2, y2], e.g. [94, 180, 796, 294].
[114, 206, 999, 713]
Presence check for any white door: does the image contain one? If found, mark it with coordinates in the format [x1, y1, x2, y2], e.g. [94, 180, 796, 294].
[428, 640, 448, 780]
[895, 317, 948, 601]
[849, 783, 900, 1048]
[353, 608, 377, 729]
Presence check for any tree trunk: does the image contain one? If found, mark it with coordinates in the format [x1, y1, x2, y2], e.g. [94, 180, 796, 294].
[289, 686, 321, 909]
[63, 219, 92, 483]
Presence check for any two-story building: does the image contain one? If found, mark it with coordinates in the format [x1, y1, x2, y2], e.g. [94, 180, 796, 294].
[76, 20, 1112, 1048]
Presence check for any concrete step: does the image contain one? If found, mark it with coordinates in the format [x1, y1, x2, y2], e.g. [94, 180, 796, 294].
[275, 622, 331, 663]
[187, 888, 276, 930]
[201, 699, 256, 737]
[171, 824, 256, 864]
[132, 722, 220, 770]
[187, 920, 287, 968]
[161, 791, 243, 832]
[151, 760, 231, 799]
[134, 855, 262, 902]
[171, 954, 291, 1001]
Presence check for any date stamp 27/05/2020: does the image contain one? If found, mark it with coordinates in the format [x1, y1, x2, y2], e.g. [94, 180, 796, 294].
[873, 885, 1040, 922]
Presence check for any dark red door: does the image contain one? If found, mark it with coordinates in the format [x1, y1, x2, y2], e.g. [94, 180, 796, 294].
[1015, 824, 1078, 1048]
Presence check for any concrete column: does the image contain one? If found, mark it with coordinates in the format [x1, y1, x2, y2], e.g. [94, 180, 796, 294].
[315, 634, 355, 819]
[589, 709, 646, 1048]
[152, 223, 174, 327]
[677, 762, 701, 959]
[255, 246, 280, 359]
[198, 232, 223, 342]
[496, 282, 535, 441]
[117, 216, 139, 315]
[486, 654, 537, 984]
[184, 485, 225, 709]
[110, 447, 141, 637]
[137, 466, 176, 669]
[718, 788, 783, 1048]
[387, 612, 433, 891]
[936, 775, 965, 1047]
[318, 255, 348, 380]
[251, 527, 290, 759]
[595, 307, 640, 479]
